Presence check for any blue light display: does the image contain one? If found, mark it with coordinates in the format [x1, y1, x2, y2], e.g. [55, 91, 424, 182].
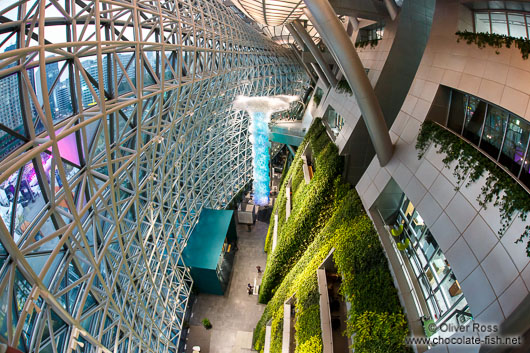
[249, 111, 271, 206]
[232, 94, 298, 206]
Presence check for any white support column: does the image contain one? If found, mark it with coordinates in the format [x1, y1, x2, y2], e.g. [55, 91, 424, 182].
[289, 43, 318, 83]
[282, 303, 292, 353]
[286, 24, 330, 88]
[384, 0, 399, 20]
[311, 63, 330, 88]
[289, 21, 338, 87]
[302, 0, 394, 166]
[272, 212, 278, 251]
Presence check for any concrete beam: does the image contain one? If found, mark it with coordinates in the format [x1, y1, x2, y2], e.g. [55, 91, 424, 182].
[286, 25, 330, 88]
[290, 21, 338, 87]
[384, 0, 399, 20]
[302, 0, 393, 166]
[289, 44, 318, 83]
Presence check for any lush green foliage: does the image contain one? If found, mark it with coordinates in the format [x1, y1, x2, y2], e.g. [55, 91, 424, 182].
[261, 121, 343, 301]
[456, 30, 530, 59]
[334, 218, 402, 315]
[336, 79, 353, 95]
[278, 155, 290, 189]
[355, 38, 380, 49]
[202, 318, 212, 329]
[270, 308, 284, 353]
[295, 336, 322, 353]
[254, 120, 409, 353]
[349, 311, 410, 353]
[416, 120, 530, 256]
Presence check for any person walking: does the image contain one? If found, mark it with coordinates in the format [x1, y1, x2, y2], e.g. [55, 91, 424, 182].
[256, 265, 261, 273]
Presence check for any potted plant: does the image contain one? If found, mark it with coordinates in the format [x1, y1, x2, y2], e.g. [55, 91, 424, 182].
[391, 224, 409, 251]
[202, 318, 212, 329]
[391, 224, 403, 237]
[396, 238, 410, 251]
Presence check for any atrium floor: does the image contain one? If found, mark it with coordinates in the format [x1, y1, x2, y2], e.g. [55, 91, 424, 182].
[184, 216, 269, 353]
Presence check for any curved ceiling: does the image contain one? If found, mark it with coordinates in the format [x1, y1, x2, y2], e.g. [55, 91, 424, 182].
[259, 21, 321, 47]
[230, 0, 306, 26]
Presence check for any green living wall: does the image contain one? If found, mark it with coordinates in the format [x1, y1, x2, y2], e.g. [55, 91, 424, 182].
[254, 119, 410, 353]
[261, 121, 342, 302]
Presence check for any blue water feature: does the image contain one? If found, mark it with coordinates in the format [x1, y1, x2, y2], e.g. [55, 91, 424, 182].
[232, 94, 298, 206]
[249, 111, 271, 206]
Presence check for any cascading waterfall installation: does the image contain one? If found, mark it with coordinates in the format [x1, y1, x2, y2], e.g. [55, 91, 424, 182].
[233, 95, 298, 206]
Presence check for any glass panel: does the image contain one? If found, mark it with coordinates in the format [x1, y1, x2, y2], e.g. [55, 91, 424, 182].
[403, 199, 414, 221]
[420, 275, 431, 298]
[447, 90, 466, 133]
[0, 170, 19, 234]
[463, 96, 487, 145]
[454, 300, 471, 325]
[394, 192, 470, 329]
[431, 249, 449, 282]
[439, 272, 462, 307]
[49, 62, 74, 122]
[417, 247, 429, 269]
[520, 148, 530, 188]
[0, 72, 26, 157]
[411, 210, 426, 237]
[143, 52, 157, 87]
[425, 267, 437, 287]
[408, 250, 422, 277]
[419, 230, 437, 261]
[499, 116, 530, 176]
[508, 13, 527, 38]
[475, 12, 491, 33]
[357, 23, 384, 42]
[0, 132, 25, 166]
[490, 12, 509, 35]
[407, 223, 420, 245]
[480, 105, 508, 160]
[49, 127, 81, 166]
[323, 105, 344, 137]
[79, 56, 101, 109]
[426, 295, 440, 321]
[37, 62, 61, 120]
[434, 288, 448, 315]
[14, 162, 41, 243]
[400, 195, 409, 213]
[116, 53, 135, 95]
[14, 158, 59, 248]
[374, 26, 384, 40]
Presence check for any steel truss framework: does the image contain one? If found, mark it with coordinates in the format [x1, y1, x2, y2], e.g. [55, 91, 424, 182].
[0, 1, 306, 352]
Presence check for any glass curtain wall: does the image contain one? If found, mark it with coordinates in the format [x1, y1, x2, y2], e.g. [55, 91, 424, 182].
[323, 105, 344, 138]
[474, 10, 530, 38]
[356, 22, 385, 43]
[396, 196, 471, 336]
[0, 1, 307, 353]
[446, 88, 530, 188]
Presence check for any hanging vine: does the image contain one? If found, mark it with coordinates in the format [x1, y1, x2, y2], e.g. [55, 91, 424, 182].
[336, 79, 353, 95]
[455, 30, 530, 59]
[416, 121, 530, 256]
[355, 38, 380, 49]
